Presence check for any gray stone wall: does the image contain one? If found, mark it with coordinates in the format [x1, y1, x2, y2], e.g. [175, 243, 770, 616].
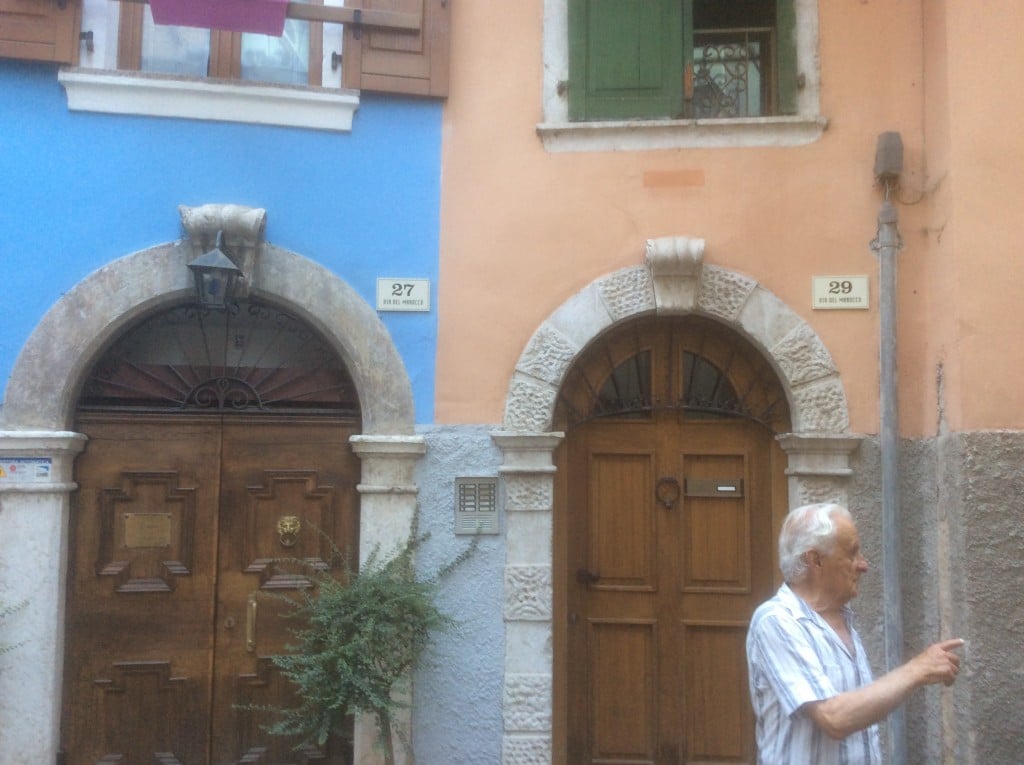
[952, 432, 1024, 764]
[848, 433, 1024, 765]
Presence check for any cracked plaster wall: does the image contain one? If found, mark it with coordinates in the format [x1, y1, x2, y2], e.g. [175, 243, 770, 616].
[848, 433, 1023, 765]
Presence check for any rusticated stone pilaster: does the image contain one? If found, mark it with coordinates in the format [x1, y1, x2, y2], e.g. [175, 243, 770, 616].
[493, 432, 562, 765]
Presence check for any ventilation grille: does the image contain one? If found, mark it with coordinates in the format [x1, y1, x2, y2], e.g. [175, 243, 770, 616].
[455, 477, 499, 535]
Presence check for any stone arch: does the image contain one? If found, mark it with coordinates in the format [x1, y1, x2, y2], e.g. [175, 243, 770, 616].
[503, 237, 848, 434]
[3, 241, 414, 435]
[493, 237, 862, 764]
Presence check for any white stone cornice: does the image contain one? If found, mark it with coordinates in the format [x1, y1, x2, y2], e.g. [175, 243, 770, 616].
[350, 434, 427, 456]
[537, 115, 829, 153]
[59, 68, 359, 132]
[0, 431, 87, 453]
[491, 432, 564, 473]
[777, 432, 864, 477]
[0, 431, 87, 491]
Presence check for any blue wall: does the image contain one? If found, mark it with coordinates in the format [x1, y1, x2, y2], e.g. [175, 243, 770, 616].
[0, 60, 440, 422]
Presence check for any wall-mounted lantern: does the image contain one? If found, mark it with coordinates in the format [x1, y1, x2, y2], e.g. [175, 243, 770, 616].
[187, 231, 243, 309]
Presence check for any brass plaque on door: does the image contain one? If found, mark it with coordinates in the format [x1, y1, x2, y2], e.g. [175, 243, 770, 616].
[123, 512, 172, 548]
[684, 479, 744, 498]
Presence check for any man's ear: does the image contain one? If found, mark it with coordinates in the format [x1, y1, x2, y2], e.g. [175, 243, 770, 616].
[805, 550, 822, 568]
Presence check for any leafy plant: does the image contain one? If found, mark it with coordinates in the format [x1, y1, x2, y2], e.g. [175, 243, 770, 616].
[262, 518, 474, 765]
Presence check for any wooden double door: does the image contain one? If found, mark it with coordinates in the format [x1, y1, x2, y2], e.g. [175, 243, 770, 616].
[62, 414, 360, 765]
[565, 415, 778, 765]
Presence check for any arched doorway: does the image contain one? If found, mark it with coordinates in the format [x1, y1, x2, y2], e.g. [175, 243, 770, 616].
[494, 239, 863, 763]
[556, 314, 790, 764]
[0, 209, 423, 765]
[62, 299, 362, 764]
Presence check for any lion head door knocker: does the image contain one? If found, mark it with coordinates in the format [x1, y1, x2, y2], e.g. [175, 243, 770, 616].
[277, 515, 301, 548]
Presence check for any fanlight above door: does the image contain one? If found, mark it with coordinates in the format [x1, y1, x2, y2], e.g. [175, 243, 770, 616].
[79, 300, 360, 417]
[557, 314, 790, 432]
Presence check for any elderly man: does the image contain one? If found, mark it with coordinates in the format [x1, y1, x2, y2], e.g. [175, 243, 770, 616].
[746, 502, 962, 764]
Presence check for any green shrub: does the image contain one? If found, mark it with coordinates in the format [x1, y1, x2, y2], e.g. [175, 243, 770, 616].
[262, 518, 474, 765]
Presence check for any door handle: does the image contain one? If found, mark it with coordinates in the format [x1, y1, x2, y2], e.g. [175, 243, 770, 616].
[656, 477, 681, 508]
[246, 593, 257, 652]
[576, 568, 600, 585]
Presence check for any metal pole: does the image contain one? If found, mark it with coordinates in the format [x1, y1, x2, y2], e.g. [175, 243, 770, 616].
[873, 195, 905, 765]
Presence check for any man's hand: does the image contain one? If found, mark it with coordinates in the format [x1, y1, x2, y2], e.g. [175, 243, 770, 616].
[909, 638, 964, 687]
[803, 637, 965, 740]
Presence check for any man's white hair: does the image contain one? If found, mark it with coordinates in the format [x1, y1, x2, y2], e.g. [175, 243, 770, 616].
[778, 502, 852, 583]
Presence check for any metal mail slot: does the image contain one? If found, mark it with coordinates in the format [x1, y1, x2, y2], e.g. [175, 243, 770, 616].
[685, 479, 743, 498]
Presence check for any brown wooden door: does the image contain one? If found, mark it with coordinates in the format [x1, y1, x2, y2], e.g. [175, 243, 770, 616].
[566, 415, 775, 765]
[63, 414, 359, 765]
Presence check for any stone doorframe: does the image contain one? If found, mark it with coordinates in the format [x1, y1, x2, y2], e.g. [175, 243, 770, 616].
[493, 237, 864, 764]
[0, 205, 421, 765]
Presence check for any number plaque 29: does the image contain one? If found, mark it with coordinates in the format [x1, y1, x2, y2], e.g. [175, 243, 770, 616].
[812, 275, 869, 310]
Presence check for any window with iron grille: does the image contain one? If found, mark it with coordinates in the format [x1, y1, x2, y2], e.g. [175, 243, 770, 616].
[567, 0, 797, 122]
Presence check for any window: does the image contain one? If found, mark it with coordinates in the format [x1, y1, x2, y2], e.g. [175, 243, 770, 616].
[568, 0, 796, 122]
[106, 0, 450, 95]
[561, 315, 790, 429]
[5, 0, 450, 130]
[117, 2, 325, 87]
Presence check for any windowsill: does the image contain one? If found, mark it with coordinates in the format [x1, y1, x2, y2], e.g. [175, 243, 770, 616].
[536, 114, 829, 153]
[58, 68, 360, 132]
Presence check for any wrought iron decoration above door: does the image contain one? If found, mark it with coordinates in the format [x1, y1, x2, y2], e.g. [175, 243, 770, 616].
[557, 314, 789, 432]
[80, 300, 360, 416]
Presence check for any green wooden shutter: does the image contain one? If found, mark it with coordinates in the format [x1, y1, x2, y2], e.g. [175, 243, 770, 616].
[775, 0, 798, 115]
[568, 0, 683, 121]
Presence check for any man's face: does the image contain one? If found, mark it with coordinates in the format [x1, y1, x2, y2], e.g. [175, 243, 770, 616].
[817, 515, 869, 605]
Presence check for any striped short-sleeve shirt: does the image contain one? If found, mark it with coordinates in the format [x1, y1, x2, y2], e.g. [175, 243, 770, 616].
[746, 584, 882, 765]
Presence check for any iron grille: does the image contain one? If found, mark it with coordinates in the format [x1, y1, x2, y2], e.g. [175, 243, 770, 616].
[557, 315, 789, 433]
[691, 28, 773, 119]
[79, 300, 360, 416]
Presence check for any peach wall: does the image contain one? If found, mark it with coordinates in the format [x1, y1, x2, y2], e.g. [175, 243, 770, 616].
[436, 0, 1002, 436]
[933, 2, 1024, 431]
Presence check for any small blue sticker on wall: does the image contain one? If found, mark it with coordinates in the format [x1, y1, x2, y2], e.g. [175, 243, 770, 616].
[0, 457, 52, 482]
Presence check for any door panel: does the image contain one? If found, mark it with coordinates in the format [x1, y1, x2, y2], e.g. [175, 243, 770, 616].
[64, 418, 219, 765]
[589, 620, 657, 764]
[679, 454, 749, 592]
[681, 622, 750, 761]
[64, 415, 358, 765]
[568, 417, 771, 765]
[211, 418, 358, 764]
[587, 450, 657, 590]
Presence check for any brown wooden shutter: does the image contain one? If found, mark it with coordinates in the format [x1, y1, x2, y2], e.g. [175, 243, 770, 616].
[342, 0, 449, 98]
[0, 0, 81, 64]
